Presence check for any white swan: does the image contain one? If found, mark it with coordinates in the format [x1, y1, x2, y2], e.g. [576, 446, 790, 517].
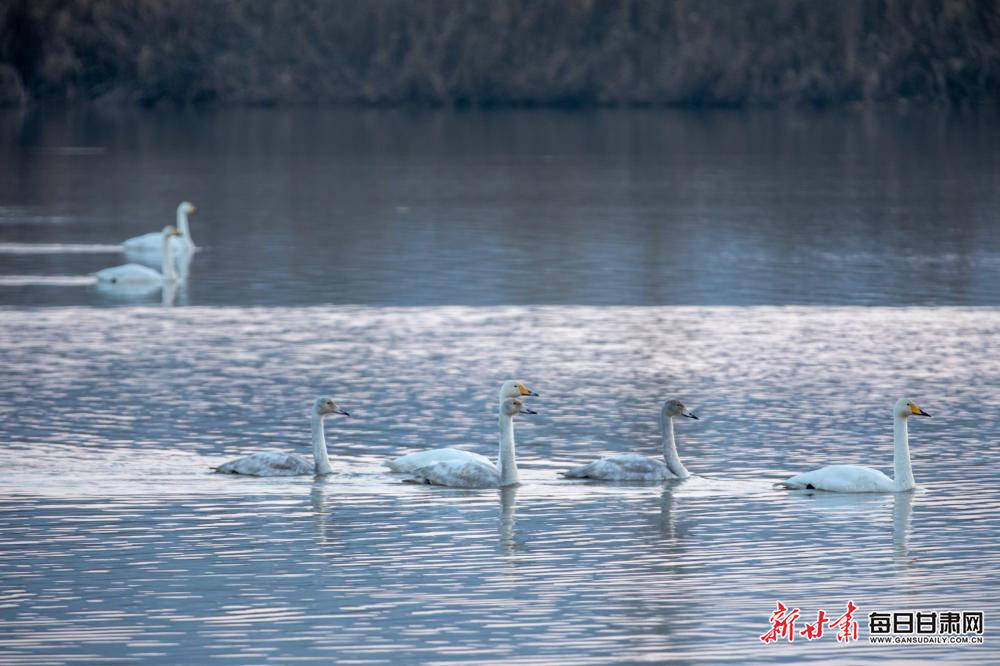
[214, 397, 350, 476]
[122, 201, 197, 260]
[562, 399, 698, 481]
[777, 398, 930, 493]
[95, 226, 180, 285]
[395, 397, 536, 488]
[387, 380, 537, 475]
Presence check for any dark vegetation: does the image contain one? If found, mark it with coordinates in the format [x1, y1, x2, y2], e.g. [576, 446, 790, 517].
[1, 0, 998, 107]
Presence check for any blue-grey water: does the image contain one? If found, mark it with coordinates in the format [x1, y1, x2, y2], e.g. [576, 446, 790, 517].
[1, 108, 999, 663]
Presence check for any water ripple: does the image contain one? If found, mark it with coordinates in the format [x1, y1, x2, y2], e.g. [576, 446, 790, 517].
[0, 305, 997, 663]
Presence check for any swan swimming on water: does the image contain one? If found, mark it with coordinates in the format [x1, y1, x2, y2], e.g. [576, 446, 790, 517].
[389, 397, 537, 488]
[122, 202, 197, 266]
[387, 380, 538, 475]
[123, 201, 197, 253]
[777, 398, 930, 493]
[95, 226, 181, 285]
[214, 397, 350, 476]
[562, 399, 698, 481]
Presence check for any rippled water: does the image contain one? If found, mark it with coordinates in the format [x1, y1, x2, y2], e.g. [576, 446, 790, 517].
[1, 108, 999, 663]
[1, 306, 998, 663]
[2, 108, 1000, 307]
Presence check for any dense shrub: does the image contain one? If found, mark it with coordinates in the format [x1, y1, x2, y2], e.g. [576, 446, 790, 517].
[1, 0, 997, 107]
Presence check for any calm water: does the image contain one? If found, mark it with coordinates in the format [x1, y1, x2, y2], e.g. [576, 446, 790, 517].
[1, 108, 999, 663]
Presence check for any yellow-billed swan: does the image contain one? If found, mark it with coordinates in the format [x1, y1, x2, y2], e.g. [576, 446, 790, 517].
[390, 397, 537, 488]
[777, 398, 930, 493]
[122, 202, 197, 259]
[95, 226, 180, 285]
[563, 399, 698, 481]
[214, 397, 350, 476]
[387, 380, 537, 475]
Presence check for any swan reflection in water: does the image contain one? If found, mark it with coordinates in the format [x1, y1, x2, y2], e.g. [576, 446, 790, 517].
[892, 490, 914, 566]
[786, 488, 915, 568]
[499, 485, 522, 555]
[311, 480, 334, 550]
[305, 481, 525, 556]
[657, 486, 679, 540]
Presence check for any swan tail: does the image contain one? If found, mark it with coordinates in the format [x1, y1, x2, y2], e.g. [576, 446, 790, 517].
[775, 475, 818, 490]
[400, 477, 430, 485]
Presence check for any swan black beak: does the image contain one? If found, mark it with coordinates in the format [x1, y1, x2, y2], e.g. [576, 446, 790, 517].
[336, 409, 350, 417]
[683, 411, 699, 419]
[521, 407, 538, 415]
[915, 408, 930, 417]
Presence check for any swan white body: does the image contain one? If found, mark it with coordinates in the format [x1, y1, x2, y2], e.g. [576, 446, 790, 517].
[122, 202, 197, 264]
[95, 226, 179, 285]
[778, 398, 930, 493]
[94, 263, 164, 284]
[390, 396, 537, 489]
[563, 399, 697, 481]
[215, 397, 349, 477]
[387, 380, 538, 476]
[388, 447, 493, 475]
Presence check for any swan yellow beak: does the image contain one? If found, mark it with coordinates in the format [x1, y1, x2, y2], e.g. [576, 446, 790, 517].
[910, 403, 931, 417]
[516, 383, 539, 397]
[190, 205, 198, 214]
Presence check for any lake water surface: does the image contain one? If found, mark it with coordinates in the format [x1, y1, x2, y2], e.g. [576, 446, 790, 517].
[0, 108, 998, 663]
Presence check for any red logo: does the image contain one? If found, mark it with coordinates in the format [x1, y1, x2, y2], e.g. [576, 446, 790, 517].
[761, 601, 800, 643]
[762, 601, 858, 644]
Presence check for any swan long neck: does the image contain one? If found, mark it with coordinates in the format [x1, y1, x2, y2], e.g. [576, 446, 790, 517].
[497, 412, 519, 487]
[892, 414, 915, 491]
[176, 207, 194, 248]
[162, 233, 176, 282]
[660, 410, 691, 479]
[311, 412, 333, 476]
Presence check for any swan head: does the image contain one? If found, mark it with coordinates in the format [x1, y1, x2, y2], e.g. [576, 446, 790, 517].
[662, 399, 698, 420]
[161, 225, 180, 238]
[178, 201, 197, 216]
[895, 398, 930, 419]
[313, 397, 350, 417]
[499, 380, 539, 399]
[501, 397, 537, 418]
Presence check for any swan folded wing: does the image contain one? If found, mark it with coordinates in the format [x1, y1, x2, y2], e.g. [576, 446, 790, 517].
[215, 452, 313, 476]
[387, 448, 492, 474]
[124, 232, 187, 251]
[94, 263, 163, 284]
[405, 459, 500, 489]
[123, 232, 160, 249]
[563, 454, 672, 481]
[777, 464, 895, 493]
[123, 236, 188, 266]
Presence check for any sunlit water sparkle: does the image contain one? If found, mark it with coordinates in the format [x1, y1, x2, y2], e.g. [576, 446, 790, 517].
[2, 107, 998, 663]
[1, 305, 998, 664]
